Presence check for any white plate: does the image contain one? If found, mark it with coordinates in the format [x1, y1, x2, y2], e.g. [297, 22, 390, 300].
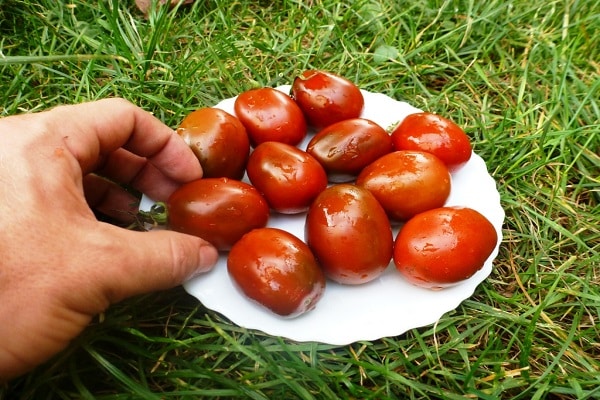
[140, 85, 504, 345]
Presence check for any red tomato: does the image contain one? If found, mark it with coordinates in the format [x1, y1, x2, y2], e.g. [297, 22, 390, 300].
[166, 178, 269, 251]
[356, 151, 451, 221]
[234, 87, 307, 146]
[291, 70, 364, 129]
[177, 107, 250, 179]
[306, 118, 392, 182]
[246, 141, 328, 214]
[393, 207, 498, 289]
[305, 184, 393, 285]
[391, 112, 472, 171]
[228, 228, 326, 317]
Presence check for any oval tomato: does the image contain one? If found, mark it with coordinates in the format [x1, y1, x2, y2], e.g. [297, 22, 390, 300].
[291, 70, 364, 129]
[305, 184, 393, 285]
[234, 87, 307, 146]
[391, 112, 472, 171]
[356, 150, 451, 221]
[306, 118, 392, 182]
[166, 178, 269, 251]
[393, 206, 498, 289]
[228, 228, 326, 317]
[177, 107, 250, 179]
[246, 141, 328, 214]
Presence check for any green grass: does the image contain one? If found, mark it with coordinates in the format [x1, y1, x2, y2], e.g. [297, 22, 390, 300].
[1, 0, 599, 398]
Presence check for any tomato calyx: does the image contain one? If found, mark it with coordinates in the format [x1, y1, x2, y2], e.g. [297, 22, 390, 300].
[293, 71, 315, 82]
[132, 202, 169, 231]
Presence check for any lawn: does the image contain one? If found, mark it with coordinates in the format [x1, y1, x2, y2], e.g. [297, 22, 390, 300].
[1, 0, 599, 398]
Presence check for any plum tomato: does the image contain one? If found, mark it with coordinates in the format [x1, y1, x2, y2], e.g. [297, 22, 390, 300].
[166, 178, 269, 251]
[246, 141, 328, 214]
[306, 118, 393, 182]
[177, 107, 250, 180]
[391, 112, 472, 171]
[291, 70, 364, 129]
[305, 184, 393, 285]
[227, 228, 326, 318]
[234, 87, 307, 146]
[356, 150, 451, 221]
[393, 206, 498, 289]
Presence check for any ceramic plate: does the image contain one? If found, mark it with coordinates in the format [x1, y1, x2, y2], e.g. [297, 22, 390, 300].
[140, 85, 504, 345]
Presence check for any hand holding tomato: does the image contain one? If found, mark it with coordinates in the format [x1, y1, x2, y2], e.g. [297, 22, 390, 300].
[0, 99, 218, 380]
[177, 107, 250, 180]
[167, 178, 270, 250]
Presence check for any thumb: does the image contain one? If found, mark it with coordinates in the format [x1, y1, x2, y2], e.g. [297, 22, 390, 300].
[94, 225, 219, 305]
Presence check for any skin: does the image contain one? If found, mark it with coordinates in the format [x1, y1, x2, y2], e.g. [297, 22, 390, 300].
[0, 98, 218, 381]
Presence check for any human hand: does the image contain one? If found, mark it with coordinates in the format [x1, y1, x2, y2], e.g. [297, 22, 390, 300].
[0, 98, 218, 380]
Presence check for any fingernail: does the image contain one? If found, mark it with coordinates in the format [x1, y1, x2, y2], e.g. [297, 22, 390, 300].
[186, 244, 219, 281]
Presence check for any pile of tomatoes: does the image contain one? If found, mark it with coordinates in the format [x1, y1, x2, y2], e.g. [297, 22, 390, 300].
[163, 70, 498, 318]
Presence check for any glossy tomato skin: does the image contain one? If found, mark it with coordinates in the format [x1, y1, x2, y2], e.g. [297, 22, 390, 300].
[306, 118, 393, 182]
[234, 87, 307, 146]
[305, 184, 393, 285]
[393, 206, 498, 289]
[246, 141, 328, 214]
[227, 228, 326, 318]
[167, 178, 269, 251]
[177, 107, 250, 179]
[291, 70, 364, 129]
[391, 112, 472, 171]
[356, 150, 451, 221]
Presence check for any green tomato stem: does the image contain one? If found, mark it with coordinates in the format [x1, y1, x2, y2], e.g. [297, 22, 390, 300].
[133, 201, 169, 230]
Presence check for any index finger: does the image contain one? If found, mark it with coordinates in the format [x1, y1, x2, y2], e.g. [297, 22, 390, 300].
[45, 98, 202, 184]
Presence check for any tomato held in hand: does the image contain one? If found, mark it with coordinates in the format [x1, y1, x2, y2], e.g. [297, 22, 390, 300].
[177, 107, 250, 180]
[291, 70, 364, 129]
[391, 112, 472, 171]
[305, 184, 393, 285]
[246, 141, 328, 214]
[393, 206, 498, 289]
[356, 150, 451, 221]
[306, 118, 393, 182]
[228, 228, 326, 318]
[167, 178, 269, 251]
[234, 87, 307, 146]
